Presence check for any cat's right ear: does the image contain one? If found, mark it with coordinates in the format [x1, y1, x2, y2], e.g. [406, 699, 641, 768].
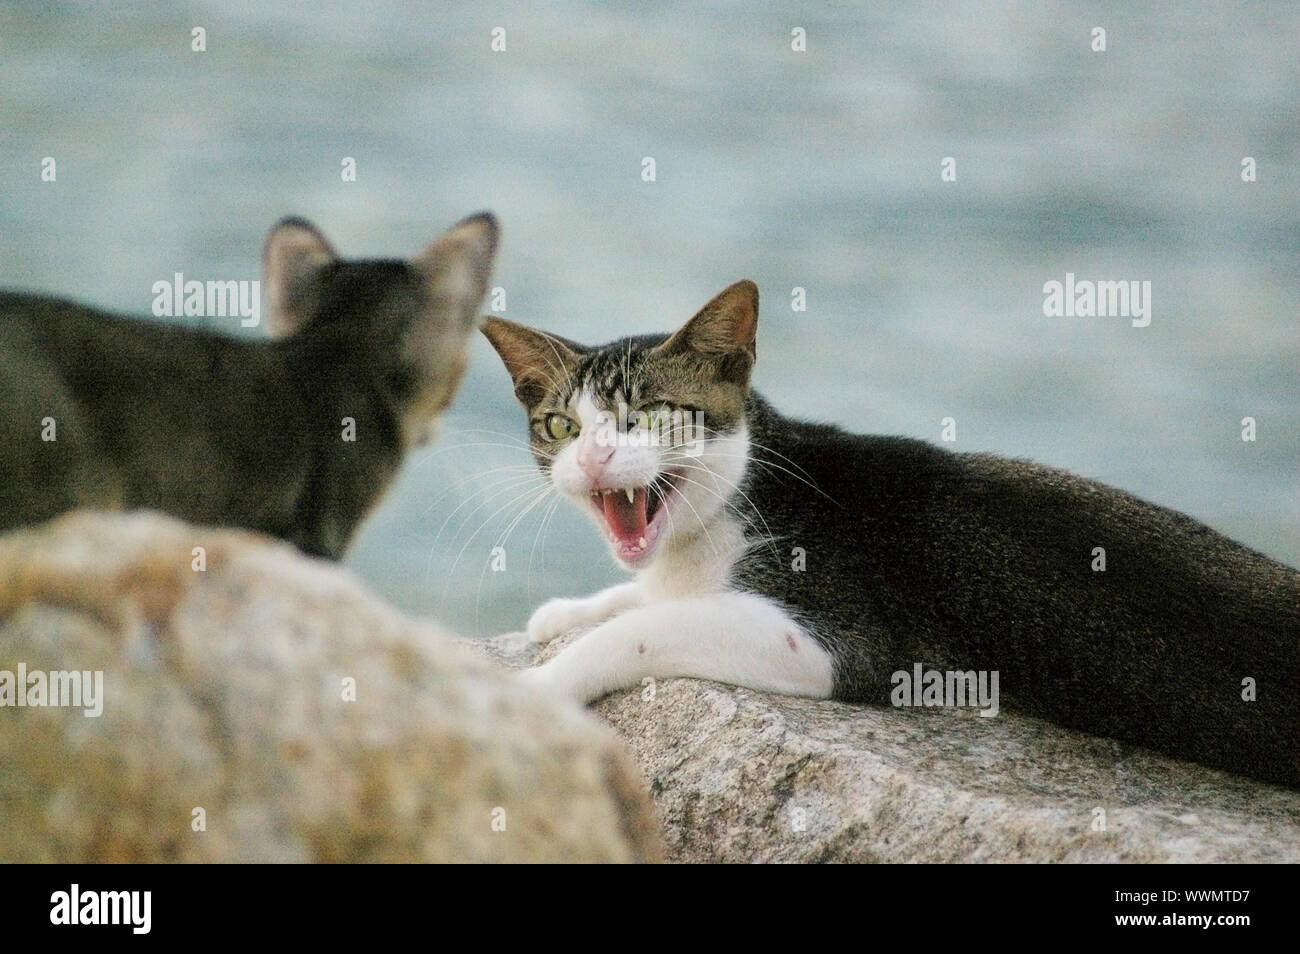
[655, 279, 759, 386]
[481, 318, 582, 408]
[263, 218, 338, 337]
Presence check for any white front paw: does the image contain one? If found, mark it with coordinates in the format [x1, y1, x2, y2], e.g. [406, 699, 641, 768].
[516, 665, 552, 691]
[526, 597, 587, 644]
[516, 663, 570, 700]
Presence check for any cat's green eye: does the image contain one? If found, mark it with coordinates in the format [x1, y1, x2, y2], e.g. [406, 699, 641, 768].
[544, 414, 579, 441]
[640, 403, 674, 427]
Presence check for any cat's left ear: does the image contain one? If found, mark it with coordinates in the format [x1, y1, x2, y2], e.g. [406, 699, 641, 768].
[655, 280, 758, 384]
[481, 317, 583, 408]
[263, 218, 339, 337]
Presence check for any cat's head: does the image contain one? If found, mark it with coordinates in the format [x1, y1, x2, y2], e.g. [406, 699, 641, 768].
[262, 212, 498, 447]
[483, 280, 758, 568]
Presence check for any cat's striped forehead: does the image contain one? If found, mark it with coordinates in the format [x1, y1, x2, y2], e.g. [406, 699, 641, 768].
[570, 333, 669, 406]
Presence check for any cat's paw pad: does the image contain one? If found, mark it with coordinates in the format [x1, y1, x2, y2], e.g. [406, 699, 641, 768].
[526, 598, 586, 643]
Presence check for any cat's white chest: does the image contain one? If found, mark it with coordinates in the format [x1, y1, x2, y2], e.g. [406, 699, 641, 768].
[638, 513, 749, 601]
[518, 502, 836, 704]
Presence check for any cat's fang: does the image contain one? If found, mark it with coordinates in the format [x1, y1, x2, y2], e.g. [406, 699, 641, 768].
[625, 488, 635, 504]
[600, 485, 649, 542]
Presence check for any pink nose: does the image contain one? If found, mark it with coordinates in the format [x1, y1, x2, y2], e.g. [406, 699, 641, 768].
[577, 439, 614, 481]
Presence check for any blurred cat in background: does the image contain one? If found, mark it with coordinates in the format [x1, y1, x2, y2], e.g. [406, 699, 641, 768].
[0, 212, 498, 558]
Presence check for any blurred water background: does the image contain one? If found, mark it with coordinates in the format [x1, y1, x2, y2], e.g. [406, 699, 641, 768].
[2, 1, 1297, 638]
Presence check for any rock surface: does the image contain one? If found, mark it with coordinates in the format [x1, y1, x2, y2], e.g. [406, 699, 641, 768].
[485, 630, 1300, 863]
[0, 511, 661, 863]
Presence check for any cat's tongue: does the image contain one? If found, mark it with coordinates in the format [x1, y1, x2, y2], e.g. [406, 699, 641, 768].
[602, 488, 648, 544]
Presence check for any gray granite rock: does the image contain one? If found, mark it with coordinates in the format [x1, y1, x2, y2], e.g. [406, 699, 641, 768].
[0, 511, 661, 863]
[484, 629, 1300, 863]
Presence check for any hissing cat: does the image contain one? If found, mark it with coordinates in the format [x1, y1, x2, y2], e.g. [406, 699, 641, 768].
[0, 212, 498, 558]
[483, 281, 1300, 789]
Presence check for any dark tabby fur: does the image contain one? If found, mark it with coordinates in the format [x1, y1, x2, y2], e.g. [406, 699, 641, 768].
[734, 392, 1299, 788]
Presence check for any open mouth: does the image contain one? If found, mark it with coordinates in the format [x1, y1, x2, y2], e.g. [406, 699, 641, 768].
[587, 472, 682, 565]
